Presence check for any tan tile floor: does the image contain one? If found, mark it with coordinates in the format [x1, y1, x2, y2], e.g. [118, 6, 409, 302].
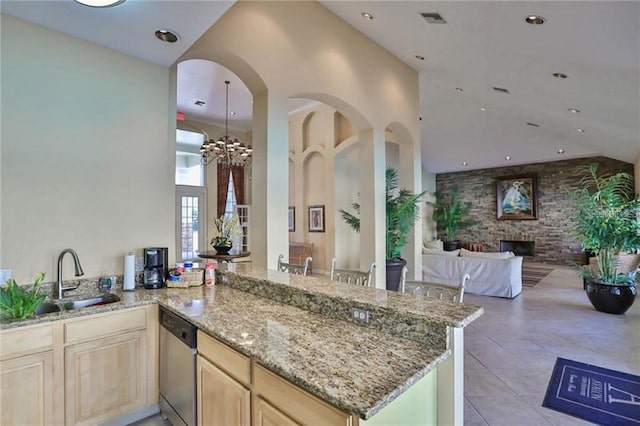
[463, 264, 640, 425]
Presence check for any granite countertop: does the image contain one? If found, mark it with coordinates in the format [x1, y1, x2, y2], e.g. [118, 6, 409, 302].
[0, 267, 483, 419]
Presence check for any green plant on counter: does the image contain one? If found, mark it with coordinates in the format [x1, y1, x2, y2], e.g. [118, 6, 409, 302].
[0, 272, 47, 321]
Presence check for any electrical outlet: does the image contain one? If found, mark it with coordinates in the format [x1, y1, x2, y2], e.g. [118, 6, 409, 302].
[351, 308, 370, 324]
[0, 269, 12, 284]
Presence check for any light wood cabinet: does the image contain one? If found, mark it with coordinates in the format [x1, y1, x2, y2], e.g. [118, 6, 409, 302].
[64, 329, 147, 425]
[197, 354, 250, 426]
[253, 396, 299, 426]
[0, 350, 54, 426]
[0, 322, 57, 426]
[253, 364, 355, 426]
[62, 305, 157, 425]
[0, 304, 158, 426]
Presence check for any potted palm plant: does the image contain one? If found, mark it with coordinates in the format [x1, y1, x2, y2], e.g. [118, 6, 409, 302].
[340, 167, 426, 291]
[568, 164, 640, 314]
[427, 186, 474, 251]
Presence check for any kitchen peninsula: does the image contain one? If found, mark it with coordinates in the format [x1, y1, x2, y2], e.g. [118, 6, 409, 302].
[0, 264, 483, 425]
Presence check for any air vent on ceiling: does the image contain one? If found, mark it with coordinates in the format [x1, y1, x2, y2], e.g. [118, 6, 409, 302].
[526, 122, 540, 128]
[421, 13, 447, 24]
[492, 87, 510, 94]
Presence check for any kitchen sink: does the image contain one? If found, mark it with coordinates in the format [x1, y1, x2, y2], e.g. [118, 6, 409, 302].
[34, 302, 61, 315]
[62, 293, 121, 310]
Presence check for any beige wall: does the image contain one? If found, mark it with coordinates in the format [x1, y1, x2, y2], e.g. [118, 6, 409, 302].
[181, 1, 421, 284]
[1, 15, 175, 284]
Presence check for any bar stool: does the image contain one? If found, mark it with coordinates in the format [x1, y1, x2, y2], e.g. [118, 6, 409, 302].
[329, 258, 376, 287]
[277, 254, 312, 276]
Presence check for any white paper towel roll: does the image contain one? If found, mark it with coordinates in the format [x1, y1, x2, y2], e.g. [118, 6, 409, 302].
[123, 252, 135, 291]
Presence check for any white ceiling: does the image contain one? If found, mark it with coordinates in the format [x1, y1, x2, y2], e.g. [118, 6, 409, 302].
[3, 1, 639, 174]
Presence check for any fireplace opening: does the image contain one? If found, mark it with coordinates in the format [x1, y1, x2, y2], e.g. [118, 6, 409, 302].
[500, 240, 535, 257]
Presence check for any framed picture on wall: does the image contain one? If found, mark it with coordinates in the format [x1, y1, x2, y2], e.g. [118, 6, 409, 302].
[308, 205, 325, 232]
[288, 207, 295, 232]
[496, 174, 538, 220]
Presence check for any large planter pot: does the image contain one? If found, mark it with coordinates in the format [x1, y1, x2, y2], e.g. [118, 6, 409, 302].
[443, 240, 461, 251]
[585, 280, 637, 314]
[385, 259, 407, 292]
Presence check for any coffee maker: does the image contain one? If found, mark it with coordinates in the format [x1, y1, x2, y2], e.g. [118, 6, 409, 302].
[143, 247, 168, 289]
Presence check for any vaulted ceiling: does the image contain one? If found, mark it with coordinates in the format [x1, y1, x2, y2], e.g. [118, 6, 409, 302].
[3, 1, 638, 173]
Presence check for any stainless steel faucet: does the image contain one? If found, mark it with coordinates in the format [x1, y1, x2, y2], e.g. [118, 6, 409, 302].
[57, 248, 85, 299]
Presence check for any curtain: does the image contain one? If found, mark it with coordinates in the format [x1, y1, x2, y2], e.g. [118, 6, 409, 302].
[231, 165, 245, 206]
[217, 165, 245, 217]
[217, 165, 231, 218]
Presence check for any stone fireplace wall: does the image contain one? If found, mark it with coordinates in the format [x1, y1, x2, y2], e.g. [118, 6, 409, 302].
[434, 156, 634, 265]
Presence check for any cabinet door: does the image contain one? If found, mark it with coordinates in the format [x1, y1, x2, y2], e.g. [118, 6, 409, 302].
[197, 355, 250, 426]
[65, 330, 147, 425]
[0, 351, 54, 426]
[253, 396, 299, 426]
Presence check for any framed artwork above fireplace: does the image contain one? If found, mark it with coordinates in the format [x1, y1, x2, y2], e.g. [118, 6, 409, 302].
[496, 174, 538, 220]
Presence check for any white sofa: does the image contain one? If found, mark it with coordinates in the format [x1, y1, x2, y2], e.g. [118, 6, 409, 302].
[422, 252, 523, 298]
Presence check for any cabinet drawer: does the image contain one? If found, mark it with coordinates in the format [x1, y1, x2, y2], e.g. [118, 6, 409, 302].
[197, 330, 251, 385]
[253, 364, 354, 426]
[0, 323, 53, 360]
[65, 308, 146, 344]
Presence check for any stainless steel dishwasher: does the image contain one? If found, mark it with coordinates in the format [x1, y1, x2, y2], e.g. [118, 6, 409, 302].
[159, 306, 197, 426]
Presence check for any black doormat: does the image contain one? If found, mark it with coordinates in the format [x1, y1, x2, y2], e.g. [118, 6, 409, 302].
[543, 357, 640, 425]
[522, 264, 553, 287]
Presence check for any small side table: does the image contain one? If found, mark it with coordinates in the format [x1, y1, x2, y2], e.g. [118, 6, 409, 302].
[197, 251, 251, 263]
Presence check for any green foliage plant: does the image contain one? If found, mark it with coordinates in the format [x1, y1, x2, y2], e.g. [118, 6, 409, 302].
[210, 213, 242, 247]
[426, 186, 474, 242]
[568, 164, 640, 285]
[0, 272, 47, 321]
[339, 167, 426, 261]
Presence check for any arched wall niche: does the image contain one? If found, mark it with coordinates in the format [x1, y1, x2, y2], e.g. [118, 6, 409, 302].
[303, 151, 327, 269]
[334, 111, 356, 148]
[334, 141, 361, 269]
[302, 111, 321, 152]
[290, 92, 371, 133]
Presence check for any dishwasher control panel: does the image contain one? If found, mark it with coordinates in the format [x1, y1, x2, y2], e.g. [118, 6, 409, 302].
[160, 306, 197, 349]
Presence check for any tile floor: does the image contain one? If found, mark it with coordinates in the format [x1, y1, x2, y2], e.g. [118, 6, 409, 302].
[463, 264, 639, 425]
[132, 264, 639, 426]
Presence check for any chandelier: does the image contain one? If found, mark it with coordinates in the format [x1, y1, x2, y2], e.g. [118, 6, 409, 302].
[200, 80, 252, 167]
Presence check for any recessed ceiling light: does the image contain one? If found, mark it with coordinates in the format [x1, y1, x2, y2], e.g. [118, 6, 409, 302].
[576, 128, 585, 133]
[480, 107, 487, 112]
[229, 111, 236, 116]
[415, 55, 425, 61]
[525, 15, 546, 25]
[492, 87, 510, 94]
[557, 149, 565, 154]
[361, 12, 374, 20]
[553, 72, 568, 79]
[568, 108, 580, 114]
[155, 29, 179, 43]
[194, 100, 206, 106]
[462, 161, 468, 166]
[455, 87, 464, 92]
[74, 0, 125, 7]
[505, 156, 511, 161]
